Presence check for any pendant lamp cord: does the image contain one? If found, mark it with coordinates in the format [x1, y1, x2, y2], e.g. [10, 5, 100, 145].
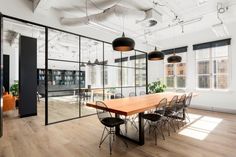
[96, 43, 98, 59]
[122, 15, 125, 35]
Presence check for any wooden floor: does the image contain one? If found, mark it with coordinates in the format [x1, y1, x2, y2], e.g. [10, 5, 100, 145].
[1, 103, 236, 157]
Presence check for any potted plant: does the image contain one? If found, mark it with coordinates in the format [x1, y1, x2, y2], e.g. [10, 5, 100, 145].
[148, 80, 166, 94]
[10, 81, 19, 107]
[10, 82, 19, 96]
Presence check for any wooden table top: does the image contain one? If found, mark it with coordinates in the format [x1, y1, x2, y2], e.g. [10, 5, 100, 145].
[86, 92, 196, 116]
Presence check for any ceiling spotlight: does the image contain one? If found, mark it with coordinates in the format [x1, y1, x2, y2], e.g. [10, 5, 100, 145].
[148, 47, 164, 61]
[112, 32, 135, 52]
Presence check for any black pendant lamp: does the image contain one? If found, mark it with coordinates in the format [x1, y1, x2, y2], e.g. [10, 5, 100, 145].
[167, 50, 182, 63]
[94, 59, 99, 64]
[112, 32, 135, 51]
[148, 47, 164, 61]
[80, 62, 85, 67]
[87, 60, 92, 66]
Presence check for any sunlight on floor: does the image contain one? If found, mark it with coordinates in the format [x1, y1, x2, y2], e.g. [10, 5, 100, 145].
[179, 113, 222, 140]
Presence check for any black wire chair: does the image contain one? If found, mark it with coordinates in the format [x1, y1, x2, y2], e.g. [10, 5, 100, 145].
[172, 94, 187, 129]
[96, 101, 128, 155]
[184, 92, 193, 122]
[142, 98, 167, 145]
[160, 95, 179, 136]
[114, 93, 124, 99]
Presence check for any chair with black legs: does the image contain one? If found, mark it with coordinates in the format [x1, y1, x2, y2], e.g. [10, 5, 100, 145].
[160, 95, 179, 136]
[114, 93, 124, 99]
[96, 101, 128, 155]
[184, 92, 193, 122]
[142, 98, 167, 145]
[171, 94, 187, 129]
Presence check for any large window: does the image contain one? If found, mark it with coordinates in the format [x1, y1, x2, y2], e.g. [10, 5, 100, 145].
[196, 45, 229, 90]
[164, 53, 186, 89]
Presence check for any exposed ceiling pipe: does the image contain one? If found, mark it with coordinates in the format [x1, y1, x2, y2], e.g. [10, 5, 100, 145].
[60, 5, 146, 26]
[57, 0, 122, 18]
[135, 17, 203, 38]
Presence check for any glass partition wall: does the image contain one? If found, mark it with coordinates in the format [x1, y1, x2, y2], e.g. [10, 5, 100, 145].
[1, 15, 147, 125]
[47, 35, 147, 124]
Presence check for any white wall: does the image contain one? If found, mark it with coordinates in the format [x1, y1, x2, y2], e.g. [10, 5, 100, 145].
[3, 43, 19, 86]
[148, 22, 236, 113]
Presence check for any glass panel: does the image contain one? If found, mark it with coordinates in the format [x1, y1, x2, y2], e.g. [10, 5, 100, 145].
[48, 30, 79, 62]
[104, 66, 121, 88]
[213, 59, 228, 74]
[48, 29, 80, 123]
[48, 60, 80, 123]
[198, 75, 210, 88]
[122, 87, 136, 97]
[84, 64, 103, 89]
[198, 61, 210, 74]
[104, 66, 108, 86]
[80, 64, 103, 116]
[104, 43, 121, 66]
[80, 38, 104, 116]
[214, 75, 228, 89]
[165, 64, 174, 76]
[135, 51, 146, 70]
[80, 37, 103, 64]
[136, 69, 146, 86]
[196, 49, 210, 60]
[121, 50, 135, 68]
[212, 46, 228, 58]
[176, 76, 186, 88]
[176, 63, 186, 75]
[104, 87, 121, 100]
[136, 87, 146, 96]
[166, 77, 174, 88]
[122, 67, 135, 87]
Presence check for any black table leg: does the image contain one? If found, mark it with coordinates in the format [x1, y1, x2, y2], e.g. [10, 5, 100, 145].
[115, 113, 145, 145]
[115, 114, 120, 134]
[138, 112, 144, 145]
[183, 108, 186, 120]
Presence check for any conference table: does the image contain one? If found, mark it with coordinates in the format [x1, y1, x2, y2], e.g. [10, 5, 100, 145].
[86, 92, 194, 145]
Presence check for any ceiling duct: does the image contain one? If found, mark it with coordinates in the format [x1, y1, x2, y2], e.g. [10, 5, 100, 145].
[61, 5, 146, 26]
[136, 9, 162, 27]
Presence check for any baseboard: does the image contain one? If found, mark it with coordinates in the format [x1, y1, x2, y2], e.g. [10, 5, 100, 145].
[190, 104, 236, 114]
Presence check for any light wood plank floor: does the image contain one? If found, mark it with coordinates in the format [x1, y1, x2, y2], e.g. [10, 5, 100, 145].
[1, 103, 236, 157]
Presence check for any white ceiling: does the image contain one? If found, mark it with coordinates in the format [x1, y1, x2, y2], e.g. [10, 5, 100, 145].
[3, 0, 236, 64]
[32, 0, 236, 47]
